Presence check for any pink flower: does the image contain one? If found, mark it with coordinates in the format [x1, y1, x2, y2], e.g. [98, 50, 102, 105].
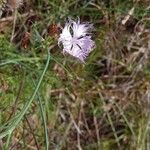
[58, 18, 95, 62]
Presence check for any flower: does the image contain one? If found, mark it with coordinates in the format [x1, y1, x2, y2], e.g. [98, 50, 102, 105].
[58, 18, 95, 62]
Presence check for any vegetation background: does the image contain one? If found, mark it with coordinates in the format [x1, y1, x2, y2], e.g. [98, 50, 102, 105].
[0, 0, 150, 149]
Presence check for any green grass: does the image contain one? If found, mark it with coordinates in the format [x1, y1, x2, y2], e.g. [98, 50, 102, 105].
[0, 0, 149, 149]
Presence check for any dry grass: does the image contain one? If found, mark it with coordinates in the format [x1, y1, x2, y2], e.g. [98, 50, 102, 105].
[0, 0, 150, 149]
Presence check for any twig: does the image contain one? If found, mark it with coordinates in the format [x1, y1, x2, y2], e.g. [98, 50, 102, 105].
[24, 116, 40, 150]
[0, 11, 34, 23]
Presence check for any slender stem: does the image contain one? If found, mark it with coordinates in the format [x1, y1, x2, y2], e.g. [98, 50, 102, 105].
[0, 50, 51, 139]
[4, 131, 12, 149]
[32, 79, 49, 150]
[38, 96, 49, 150]
[0, 57, 46, 66]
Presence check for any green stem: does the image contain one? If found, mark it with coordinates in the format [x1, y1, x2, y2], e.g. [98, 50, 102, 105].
[38, 96, 49, 150]
[0, 51, 51, 138]
[32, 79, 49, 150]
[0, 57, 46, 66]
[4, 131, 12, 149]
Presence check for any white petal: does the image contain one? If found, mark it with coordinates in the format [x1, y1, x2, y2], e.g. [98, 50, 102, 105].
[60, 23, 72, 40]
[77, 36, 95, 52]
[72, 20, 93, 38]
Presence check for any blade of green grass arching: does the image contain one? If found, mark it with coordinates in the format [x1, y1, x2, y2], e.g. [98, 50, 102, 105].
[115, 103, 136, 140]
[0, 49, 51, 139]
[32, 79, 49, 150]
[105, 110, 121, 148]
[98, 93, 121, 149]
[141, 115, 150, 150]
[0, 56, 47, 66]
[3, 131, 12, 149]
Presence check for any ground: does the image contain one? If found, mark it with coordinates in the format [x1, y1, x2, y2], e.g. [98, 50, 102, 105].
[0, 0, 150, 149]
